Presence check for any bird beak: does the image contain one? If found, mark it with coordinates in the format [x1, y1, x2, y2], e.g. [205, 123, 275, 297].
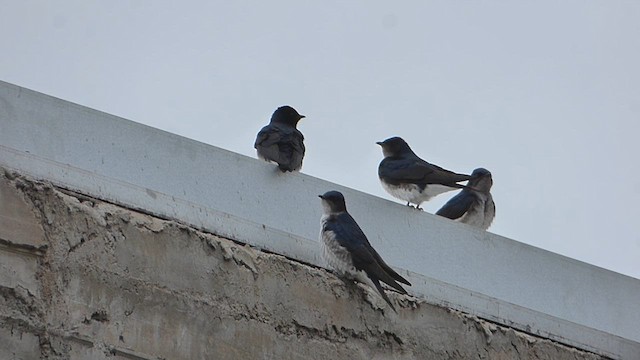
[300, 115, 306, 119]
[318, 194, 324, 199]
[375, 141, 383, 146]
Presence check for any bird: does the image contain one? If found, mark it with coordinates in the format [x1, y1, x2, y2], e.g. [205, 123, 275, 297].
[254, 105, 306, 172]
[436, 168, 495, 230]
[318, 190, 411, 312]
[377, 137, 471, 209]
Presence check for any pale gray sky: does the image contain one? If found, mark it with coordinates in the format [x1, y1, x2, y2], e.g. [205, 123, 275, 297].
[1, 1, 639, 279]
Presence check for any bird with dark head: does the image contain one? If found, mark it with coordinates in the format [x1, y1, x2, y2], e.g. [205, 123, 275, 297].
[318, 190, 411, 312]
[377, 136, 471, 209]
[254, 105, 306, 172]
[436, 168, 495, 230]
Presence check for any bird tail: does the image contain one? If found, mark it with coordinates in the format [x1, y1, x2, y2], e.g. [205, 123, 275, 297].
[370, 276, 397, 313]
[366, 257, 409, 295]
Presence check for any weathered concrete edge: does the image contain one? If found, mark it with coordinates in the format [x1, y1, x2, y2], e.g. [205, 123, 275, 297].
[1, 151, 636, 359]
[0, 173, 615, 360]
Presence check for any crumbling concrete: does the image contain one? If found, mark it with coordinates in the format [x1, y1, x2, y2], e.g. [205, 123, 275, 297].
[0, 169, 607, 359]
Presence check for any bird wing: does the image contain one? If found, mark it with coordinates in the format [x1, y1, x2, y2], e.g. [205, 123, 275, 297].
[254, 125, 283, 161]
[254, 124, 282, 147]
[349, 245, 408, 295]
[436, 190, 476, 220]
[426, 162, 472, 184]
[366, 244, 411, 286]
[324, 214, 409, 293]
[380, 158, 470, 186]
[379, 158, 435, 183]
[255, 125, 305, 171]
[283, 129, 305, 170]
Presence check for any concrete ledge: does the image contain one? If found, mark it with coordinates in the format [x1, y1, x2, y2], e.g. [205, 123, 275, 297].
[0, 174, 46, 250]
[0, 174, 613, 359]
[1, 80, 639, 359]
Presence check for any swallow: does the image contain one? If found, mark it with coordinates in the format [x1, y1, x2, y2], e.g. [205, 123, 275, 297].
[377, 137, 470, 209]
[319, 190, 411, 311]
[436, 168, 495, 230]
[254, 105, 306, 172]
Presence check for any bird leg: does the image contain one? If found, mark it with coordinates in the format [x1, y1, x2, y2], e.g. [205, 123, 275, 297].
[406, 202, 424, 211]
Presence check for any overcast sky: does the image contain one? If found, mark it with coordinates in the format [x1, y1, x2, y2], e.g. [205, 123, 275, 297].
[1, 1, 639, 279]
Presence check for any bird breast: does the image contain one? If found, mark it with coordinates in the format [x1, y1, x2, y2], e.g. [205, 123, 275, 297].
[458, 207, 486, 228]
[458, 194, 495, 230]
[380, 181, 424, 202]
[381, 181, 455, 203]
[319, 217, 356, 275]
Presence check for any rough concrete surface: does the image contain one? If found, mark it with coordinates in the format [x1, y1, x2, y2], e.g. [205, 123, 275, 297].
[0, 169, 608, 360]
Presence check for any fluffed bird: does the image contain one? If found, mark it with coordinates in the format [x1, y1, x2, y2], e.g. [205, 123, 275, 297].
[254, 105, 306, 172]
[377, 137, 470, 209]
[319, 190, 411, 312]
[436, 168, 495, 230]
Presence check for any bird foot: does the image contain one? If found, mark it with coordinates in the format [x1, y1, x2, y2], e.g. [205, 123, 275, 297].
[406, 203, 423, 211]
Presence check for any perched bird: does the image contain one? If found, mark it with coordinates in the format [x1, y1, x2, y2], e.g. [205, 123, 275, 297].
[254, 105, 306, 172]
[377, 137, 471, 209]
[319, 190, 411, 312]
[436, 168, 495, 230]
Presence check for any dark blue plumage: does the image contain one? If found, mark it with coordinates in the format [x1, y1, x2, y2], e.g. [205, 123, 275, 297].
[319, 191, 410, 312]
[254, 106, 306, 172]
[436, 168, 495, 230]
[377, 137, 470, 209]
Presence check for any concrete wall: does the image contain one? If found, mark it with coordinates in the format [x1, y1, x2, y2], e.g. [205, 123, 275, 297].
[0, 170, 608, 359]
[1, 80, 639, 359]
